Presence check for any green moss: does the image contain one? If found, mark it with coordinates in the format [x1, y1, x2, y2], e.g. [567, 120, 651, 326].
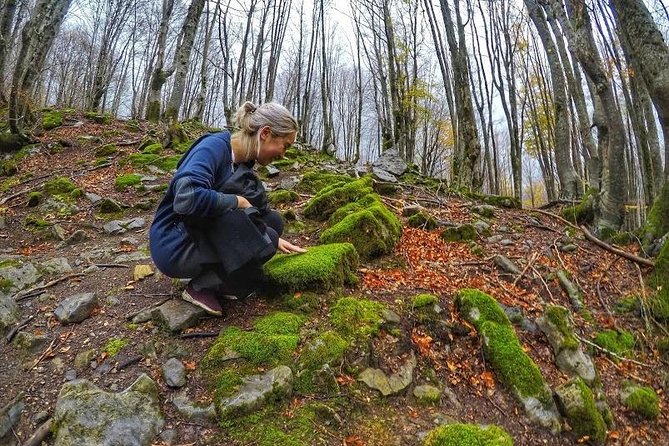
[214, 368, 245, 400]
[126, 153, 160, 168]
[24, 216, 50, 228]
[648, 240, 669, 320]
[544, 305, 579, 351]
[480, 321, 551, 403]
[27, 191, 43, 207]
[0, 259, 21, 269]
[320, 203, 402, 259]
[561, 188, 597, 225]
[658, 337, 669, 358]
[253, 311, 306, 336]
[407, 212, 438, 229]
[412, 294, 438, 309]
[268, 190, 299, 205]
[423, 423, 513, 446]
[43, 176, 76, 195]
[621, 384, 659, 419]
[304, 177, 373, 220]
[103, 338, 128, 358]
[463, 191, 521, 209]
[295, 331, 348, 393]
[592, 329, 635, 358]
[0, 277, 12, 292]
[328, 193, 382, 226]
[559, 378, 606, 445]
[441, 224, 477, 242]
[455, 288, 511, 330]
[95, 144, 117, 157]
[264, 243, 358, 293]
[203, 314, 303, 368]
[330, 296, 385, 340]
[155, 155, 182, 172]
[141, 143, 163, 155]
[614, 296, 638, 314]
[296, 171, 352, 194]
[0, 159, 17, 176]
[84, 111, 112, 124]
[42, 110, 64, 130]
[644, 182, 669, 239]
[115, 174, 142, 191]
[282, 291, 320, 313]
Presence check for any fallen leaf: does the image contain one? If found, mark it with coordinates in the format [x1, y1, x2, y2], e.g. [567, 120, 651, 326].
[481, 370, 495, 389]
[344, 435, 365, 446]
[133, 264, 155, 281]
[336, 374, 355, 386]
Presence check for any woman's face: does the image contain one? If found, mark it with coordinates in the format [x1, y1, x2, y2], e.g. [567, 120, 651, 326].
[257, 127, 296, 166]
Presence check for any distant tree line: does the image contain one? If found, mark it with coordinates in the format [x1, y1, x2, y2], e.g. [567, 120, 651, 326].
[2, 0, 669, 238]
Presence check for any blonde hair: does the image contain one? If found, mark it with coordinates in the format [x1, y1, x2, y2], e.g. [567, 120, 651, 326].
[233, 101, 298, 157]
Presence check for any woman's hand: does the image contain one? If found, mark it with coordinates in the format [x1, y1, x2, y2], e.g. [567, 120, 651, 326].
[278, 238, 307, 254]
[237, 195, 252, 209]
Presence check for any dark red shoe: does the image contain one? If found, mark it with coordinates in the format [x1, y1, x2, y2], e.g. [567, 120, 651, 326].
[182, 284, 223, 316]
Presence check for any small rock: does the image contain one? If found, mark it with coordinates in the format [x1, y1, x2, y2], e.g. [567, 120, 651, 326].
[40, 257, 72, 275]
[473, 220, 491, 234]
[12, 331, 49, 353]
[74, 349, 97, 371]
[51, 358, 65, 375]
[52, 225, 67, 241]
[64, 370, 77, 381]
[133, 264, 154, 281]
[115, 251, 151, 263]
[500, 239, 515, 246]
[54, 292, 98, 324]
[359, 352, 416, 396]
[171, 391, 217, 424]
[493, 255, 520, 275]
[402, 205, 424, 217]
[372, 148, 408, 176]
[278, 176, 300, 190]
[159, 429, 178, 445]
[265, 165, 280, 177]
[85, 192, 102, 204]
[62, 230, 89, 246]
[95, 198, 125, 214]
[218, 366, 294, 419]
[381, 309, 401, 324]
[152, 300, 205, 333]
[561, 244, 578, 252]
[487, 235, 505, 243]
[472, 204, 495, 218]
[103, 220, 125, 235]
[0, 392, 24, 441]
[413, 385, 441, 403]
[371, 167, 398, 183]
[33, 411, 49, 425]
[162, 358, 187, 388]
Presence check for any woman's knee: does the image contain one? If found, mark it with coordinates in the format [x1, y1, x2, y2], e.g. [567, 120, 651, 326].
[262, 210, 284, 236]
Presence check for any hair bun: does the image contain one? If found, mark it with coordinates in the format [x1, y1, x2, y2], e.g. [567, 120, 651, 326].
[244, 101, 257, 114]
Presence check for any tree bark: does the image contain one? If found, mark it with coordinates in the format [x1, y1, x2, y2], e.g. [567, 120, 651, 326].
[0, 0, 17, 103]
[145, 0, 175, 122]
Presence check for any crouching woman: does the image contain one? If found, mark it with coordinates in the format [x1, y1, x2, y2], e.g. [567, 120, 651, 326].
[149, 101, 306, 316]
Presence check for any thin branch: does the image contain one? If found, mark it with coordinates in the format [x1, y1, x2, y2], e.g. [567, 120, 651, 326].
[14, 273, 86, 301]
[574, 333, 652, 368]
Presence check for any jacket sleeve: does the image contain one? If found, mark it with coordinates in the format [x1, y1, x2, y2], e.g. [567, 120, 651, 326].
[172, 139, 237, 217]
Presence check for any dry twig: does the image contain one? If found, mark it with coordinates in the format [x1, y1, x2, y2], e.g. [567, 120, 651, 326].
[13, 273, 86, 301]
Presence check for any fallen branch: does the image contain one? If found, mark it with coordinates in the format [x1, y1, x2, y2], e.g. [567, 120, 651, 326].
[531, 208, 579, 231]
[5, 315, 34, 344]
[180, 331, 219, 339]
[574, 333, 652, 368]
[580, 226, 654, 268]
[14, 273, 86, 301]
[22, 418, 53, 446]
[512, 252, 539, 287]
[124, 297, 171, 320]
[117, 355, 143, 370]
[92, 263, 130, 268]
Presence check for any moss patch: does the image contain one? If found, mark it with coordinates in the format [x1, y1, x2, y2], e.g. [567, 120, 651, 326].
[103, 338, 128, 358]
[412, 294, 438, 309]
[320, 202, 402, 259]
[544, 305, 579, 351]
[264, 243, 358, 293]
[423, 423, 513, 446]
[95, 144, 118, 157]
[43, 176, 76, 195]
[644, 182, 669, 240]
[441, 224, 477, 242]
[330, 296, 385, 340]
[268, 190, 299, 205]
[407, 212, 438, 229]
[561, 188, 596, 225]
[42, 110, 64, 130]
[295, 331, 348, 393]
[592, 329, 635, 358]
[304, 177, 373, 221]
[295, 171, 352, 194]
[455, 288, 511, 330]
[141, 143, 163, 155]
[84, 111, 112, 124]
[558, 378, 606, 445]
[621, 383, 659, 419]
[114, 174, 142, 191]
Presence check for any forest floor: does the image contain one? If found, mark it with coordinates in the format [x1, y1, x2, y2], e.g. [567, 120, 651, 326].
[0, 113, 668, 445]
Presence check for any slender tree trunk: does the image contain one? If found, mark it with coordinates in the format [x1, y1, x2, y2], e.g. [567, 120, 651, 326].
[193, 3, 216, 121]
[0, 0, 17, 104]
[146, 0, 175, 122]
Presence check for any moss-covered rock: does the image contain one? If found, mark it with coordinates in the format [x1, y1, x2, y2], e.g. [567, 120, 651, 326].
[407, 211, 438, 229]
[555, 378, 606, 445]
[319, 202, 402, 259]
[441, 224, 477, 242]
[0, 133, 25, 153]
[561, 188, 597, 225]
[27, 191, 42, 207]
[465, 192, 521, 209]
[541, 305, 579, 351]
[620, 383, 659, 419]
[295, 171, 352, 194]
[203, 312, 305, 369]
[141, 143, 163, 155]
[592, 329, 635, 359]
[263, 243, 358, 293]
[423, 423, 513, 446]
[268, 190, 299, 205]
[84, 111, 113, 124]
[294, 330, 348, 393]
[103, 338, 128, 358]
[43, 176, 76, 195]
[455, 288, 511, 330]
[412, 293, 438, 309]
[330, 296, 385, 340]
[327, 193, 380, 226]
[94, 144, 117, 157]
[42, 110, 64, 130]
[114, 174, 142, 191]
[303, 177, 373, 221]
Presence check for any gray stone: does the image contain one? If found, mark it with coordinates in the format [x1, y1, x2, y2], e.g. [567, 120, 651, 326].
[265, 165, 280, 177]
[158, 429, 178, 446]
[557, 270, 583, 310]
[473, 220, 491, 234]
[520, 394, 562, 434]
[0, 392, 24, 441]
[33, 411, 49, 425]
[441, 386, 461, 409]
[500, 239, 515, 246]
[381, 309, 401, 324]
[487, 235, 505, 244]
[131, 308, 155, 324]
[52, 224, 67, 241]
[372, 148, 408, 176]
[151, 299, 205, 333]
[0, 260, 41, 294]
[218, 365, 293, 419]
[62, 230, 89, 246]
[103, 220, 125, 235]
[54, 292, 98, 324]
[40, 257, 73, 275]
[95, 198, 125, 214]
[53, 374, 164, 446]
[472, 204, 495, 218]
[560, 244, 578, 252]
[278, 175, 300, 190]
[64, 370, 77, 381]
[85, 192, 102, 204]
[555, 379, 606, 445]
[413, 385, 441, 403]
[359, 352, 416, 396]
[162, 358, 186, 388]
[556, 348, 597, 385]
[74, 349, 97, 371]
[114, 251, 151, 263]
[51, 357, 66, 374]
[371, 167, 398, 183]
[171, 391, 217, 424]
[0, 295, 20, 335]
[402, 205, 424, 217]
[12, 331, 49, 353]
[125, 217, 146, 230]
[41, 198, 79, 216]
[493, 255, 520, 275]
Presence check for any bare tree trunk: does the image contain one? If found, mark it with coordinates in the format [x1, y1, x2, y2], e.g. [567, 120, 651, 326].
[0, 0, 18, 104]
[9, 0, 73, 137]
[320, 0, 334, 152]
[145, 0, 175, 122]
[193, 2, 216, 121]
[265, 0, 291, 102]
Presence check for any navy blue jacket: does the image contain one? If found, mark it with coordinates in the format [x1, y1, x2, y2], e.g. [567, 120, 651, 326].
[149, 132, 239, 277]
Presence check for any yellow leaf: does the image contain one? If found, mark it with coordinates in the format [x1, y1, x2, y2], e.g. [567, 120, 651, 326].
[133, 264, 155, 281]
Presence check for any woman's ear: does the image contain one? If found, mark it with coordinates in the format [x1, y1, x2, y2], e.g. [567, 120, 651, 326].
[259, 126, 271, 140]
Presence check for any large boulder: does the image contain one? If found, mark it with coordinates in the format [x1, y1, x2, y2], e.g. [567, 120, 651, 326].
[555, 378, 607, 445]
[53, 374, 164, 446]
